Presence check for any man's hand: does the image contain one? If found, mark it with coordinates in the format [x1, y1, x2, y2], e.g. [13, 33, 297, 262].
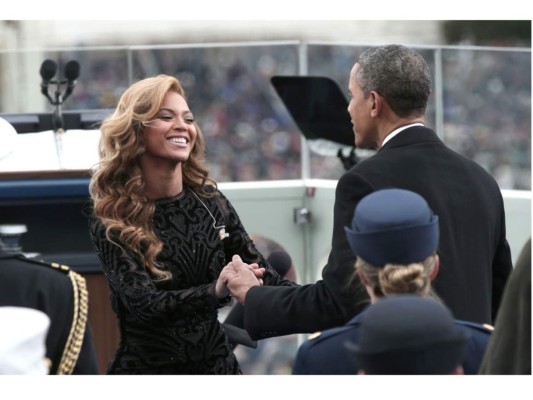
[217, 255, 263, 304]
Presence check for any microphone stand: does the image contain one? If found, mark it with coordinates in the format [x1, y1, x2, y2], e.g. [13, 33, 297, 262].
[43, 78, 71, 169]
[40, 59, 79, 170]
[337, 147, 358, 171]
[51, 80, 66, 169]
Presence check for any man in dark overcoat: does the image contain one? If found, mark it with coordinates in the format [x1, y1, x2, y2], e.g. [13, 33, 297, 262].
[225, 44, 513, 340]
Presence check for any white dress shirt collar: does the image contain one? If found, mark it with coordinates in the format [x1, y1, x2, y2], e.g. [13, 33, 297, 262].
[381, 123, 424, 148]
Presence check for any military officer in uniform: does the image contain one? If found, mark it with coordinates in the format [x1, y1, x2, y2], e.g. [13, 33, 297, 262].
[292, 188, 493, 375]
[349, 295, 469, 374]
[0, 233, 98, 374]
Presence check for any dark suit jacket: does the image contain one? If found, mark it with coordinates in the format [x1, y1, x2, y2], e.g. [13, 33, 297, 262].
[244, 126, 512, 339]
[0, 250, 99, 374]
[292, 307, 493, 375]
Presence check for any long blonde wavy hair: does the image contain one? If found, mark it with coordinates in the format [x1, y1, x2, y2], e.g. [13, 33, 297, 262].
[356, 255, 440, 300]
[89, 74, 216, 280]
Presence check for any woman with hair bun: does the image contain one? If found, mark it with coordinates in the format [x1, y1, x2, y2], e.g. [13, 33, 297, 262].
[292, 188, 492, 375]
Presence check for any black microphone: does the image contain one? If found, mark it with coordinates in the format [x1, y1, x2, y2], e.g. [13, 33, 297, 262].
[63, 60, 80, 100]
[337, 147, 358, 170]
[64, 60, 80, 81]
[39, 59, 57, 96]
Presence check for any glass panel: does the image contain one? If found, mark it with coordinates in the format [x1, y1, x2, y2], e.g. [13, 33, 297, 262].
[306, 44, 530, 190]
[130, 45, 301, 182]
[441, 49, 531, 189]
[1, 43, 530, 189]
[0, 49, 59, 114]
[306, 45, 363, 180]
[0, 48, 130, 113]
[60, 48, 131, 111]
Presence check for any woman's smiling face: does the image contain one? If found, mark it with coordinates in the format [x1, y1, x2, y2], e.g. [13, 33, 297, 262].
[141, 90, 197, 165]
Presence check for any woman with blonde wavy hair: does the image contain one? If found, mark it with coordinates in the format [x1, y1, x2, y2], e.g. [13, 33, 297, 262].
[293, 188, 493, 375]
[88, 74, 294, 374]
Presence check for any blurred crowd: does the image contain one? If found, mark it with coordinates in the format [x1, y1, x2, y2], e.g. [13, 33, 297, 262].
[58, 43, 530, 189]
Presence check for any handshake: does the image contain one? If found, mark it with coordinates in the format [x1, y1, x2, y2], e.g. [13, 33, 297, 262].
[215, 255, 265, 304]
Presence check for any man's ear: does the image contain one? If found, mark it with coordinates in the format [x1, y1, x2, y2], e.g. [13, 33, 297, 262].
[429, 254, 440, 281]
[370, 91, 382, 118]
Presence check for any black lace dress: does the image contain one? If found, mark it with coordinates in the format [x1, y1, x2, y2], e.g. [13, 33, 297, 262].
[89, 187, 294, 374]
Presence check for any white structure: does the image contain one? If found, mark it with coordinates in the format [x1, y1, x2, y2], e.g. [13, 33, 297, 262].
[1, 20, 444, 49]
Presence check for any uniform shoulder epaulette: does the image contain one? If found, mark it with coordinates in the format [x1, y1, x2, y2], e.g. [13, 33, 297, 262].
[50, 262, 71, 273]
[483, 323, 495, 331]
[308, 331, 322, 340]
[455, 319, 494, 334]
[308, 324, 355, 343]
[15, 255, 71, 274]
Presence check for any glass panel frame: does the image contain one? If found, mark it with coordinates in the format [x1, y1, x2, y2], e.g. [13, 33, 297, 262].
[0, 42, 530, 189]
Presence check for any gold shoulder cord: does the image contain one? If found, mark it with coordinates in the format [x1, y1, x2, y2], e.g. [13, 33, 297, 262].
[54, 265, 89, 375]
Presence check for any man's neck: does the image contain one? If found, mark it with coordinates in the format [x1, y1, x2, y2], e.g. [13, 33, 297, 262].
[379, 120, 425, 149]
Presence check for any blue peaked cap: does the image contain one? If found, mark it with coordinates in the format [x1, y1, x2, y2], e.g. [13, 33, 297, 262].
[344, 188, 439, 267]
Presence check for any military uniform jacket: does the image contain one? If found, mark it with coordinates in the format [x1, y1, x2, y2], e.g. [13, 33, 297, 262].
[0, 250, 98, 374]
[243, 126, 512, 339]
[292, 306, 493, 375]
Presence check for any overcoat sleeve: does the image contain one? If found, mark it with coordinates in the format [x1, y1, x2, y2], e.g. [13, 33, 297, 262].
[243, 171, 374, 339]
[490, 196, 514, 322]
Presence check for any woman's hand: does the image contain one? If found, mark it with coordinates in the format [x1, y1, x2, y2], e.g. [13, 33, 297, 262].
[217, 255, 265, 303]
[216, 255, 265, 299]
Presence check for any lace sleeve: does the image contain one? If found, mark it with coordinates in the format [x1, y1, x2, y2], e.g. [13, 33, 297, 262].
[215, 191, 297, 288]
[88, 217, 222, 324]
